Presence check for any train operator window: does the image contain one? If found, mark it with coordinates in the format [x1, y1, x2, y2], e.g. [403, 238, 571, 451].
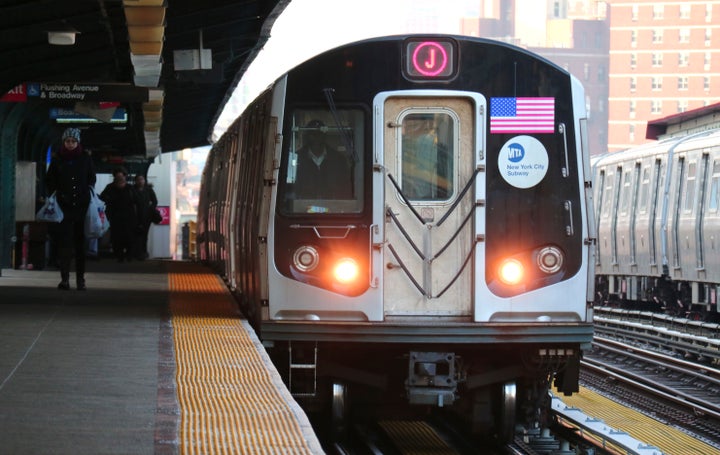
[279, 109, 364, 215]
[399, 111, 455, 202]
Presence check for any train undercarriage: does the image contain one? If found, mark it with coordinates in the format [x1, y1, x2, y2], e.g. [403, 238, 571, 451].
[595, 274, 720, 322]
[266, 340, 582, 442]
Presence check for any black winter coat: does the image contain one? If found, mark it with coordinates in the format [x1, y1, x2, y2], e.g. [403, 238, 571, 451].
[45, 153, 97, 222]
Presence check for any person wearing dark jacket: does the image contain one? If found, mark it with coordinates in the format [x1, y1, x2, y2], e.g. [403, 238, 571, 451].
[132, 174, 157, 260]
[45, 127, 97, 290]
[101, 167, 139, 262]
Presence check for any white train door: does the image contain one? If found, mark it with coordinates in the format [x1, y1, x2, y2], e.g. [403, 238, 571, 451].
[378, 93, 482, 316]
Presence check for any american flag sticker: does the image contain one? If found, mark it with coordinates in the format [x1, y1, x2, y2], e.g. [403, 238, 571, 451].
[490, 97, 555, 134]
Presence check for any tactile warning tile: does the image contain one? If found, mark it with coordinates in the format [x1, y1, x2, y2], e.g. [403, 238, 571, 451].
[379, 420, 457, 454]
[168, 266, 321, 454]
[559, 386, 717, 455]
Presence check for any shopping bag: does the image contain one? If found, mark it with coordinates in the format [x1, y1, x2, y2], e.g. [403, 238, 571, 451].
[36, 192, 64, 223]
[85, 188, 110, 239]
[151, 208, 163, 224]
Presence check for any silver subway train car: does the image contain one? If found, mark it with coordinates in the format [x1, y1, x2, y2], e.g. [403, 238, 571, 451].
[197, 34, 595, 439]
[593, 129, 720, 320]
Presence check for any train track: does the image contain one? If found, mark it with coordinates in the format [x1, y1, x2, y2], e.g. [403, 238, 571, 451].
[582, 335, 720, 447]
[321, 409, 623, 454]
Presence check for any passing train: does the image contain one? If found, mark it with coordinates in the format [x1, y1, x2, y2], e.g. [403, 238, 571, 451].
[593, 130, 720, 321]
[197, 34, 595, 439]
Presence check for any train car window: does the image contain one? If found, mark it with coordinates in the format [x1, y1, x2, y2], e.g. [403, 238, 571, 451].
[280, 109, 364, 214]
[399, 111, 455, 202]
[639, 166, 650, 212]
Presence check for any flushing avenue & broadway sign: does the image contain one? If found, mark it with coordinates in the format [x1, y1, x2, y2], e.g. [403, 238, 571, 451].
[2, 83, 148, 103]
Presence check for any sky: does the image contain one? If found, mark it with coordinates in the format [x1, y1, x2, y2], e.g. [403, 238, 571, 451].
[212, 0, 481, 140]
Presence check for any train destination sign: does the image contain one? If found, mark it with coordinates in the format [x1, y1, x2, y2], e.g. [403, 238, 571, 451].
[404, 38, 456, 80]
[26, 82, 148, 103]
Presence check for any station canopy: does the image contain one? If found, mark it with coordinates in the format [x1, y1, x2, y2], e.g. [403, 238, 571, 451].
[0, 0, 289, 160]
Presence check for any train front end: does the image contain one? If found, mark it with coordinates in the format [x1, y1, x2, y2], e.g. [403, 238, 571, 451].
[264, 35, 595, 436]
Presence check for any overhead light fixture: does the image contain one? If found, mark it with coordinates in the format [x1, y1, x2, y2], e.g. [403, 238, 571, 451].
[47, 22, 79, 45]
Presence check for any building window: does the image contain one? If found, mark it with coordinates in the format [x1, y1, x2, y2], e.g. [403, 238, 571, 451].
[680, 4, 691, 19]
[706, 28, 712, 45]
[705, 77, 711, 91]
[632, 4, 638, 21]
[583, 63, 590, 81]
[678, 76, 688, 90]
[653, 4, 664, 20]
[598, 99, 605, 113]
[631, 30, 637, 47]
[597, 64, 606, 82]
[678, 52, 689, 67]
[629, 124, 635, 142]
[629, 100, 636, 118]
[630, 77, 636, 92]
[678, 100, 688, 113]
[652, 77, 663, 90]
[630, 53, 636, 68]
[651, 100, 662, 114]
[707, 4, 713, 23]
[679, 28, 690, 43]
[652, 53, 663, 66]
[652, 30, 663, 43]
[705, 52, 711, 70]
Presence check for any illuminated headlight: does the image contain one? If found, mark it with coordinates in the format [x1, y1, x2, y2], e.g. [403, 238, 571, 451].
[536, 246, 563, 274]
[333, 258, 359, 284]
[498, 258, 524, 286]
[293, 246, 319, 272]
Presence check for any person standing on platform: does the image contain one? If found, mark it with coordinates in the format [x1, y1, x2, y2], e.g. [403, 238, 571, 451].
[132, 174, 157, 260]
[101, 167, 139, 262]
[45, 127, 97, 290]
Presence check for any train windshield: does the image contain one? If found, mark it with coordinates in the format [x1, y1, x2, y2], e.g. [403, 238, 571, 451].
[279, 109, 364, 215]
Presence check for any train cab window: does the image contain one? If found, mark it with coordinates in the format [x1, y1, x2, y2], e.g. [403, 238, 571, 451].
[399, 111, 455, 202]
[280, 109, 364, 214]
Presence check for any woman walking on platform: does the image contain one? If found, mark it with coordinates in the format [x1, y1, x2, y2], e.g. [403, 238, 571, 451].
[45, 127, 97, 290]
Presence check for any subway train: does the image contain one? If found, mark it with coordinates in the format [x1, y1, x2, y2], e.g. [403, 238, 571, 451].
[197, 34, 595, 440]
[593, 129, 720, 321]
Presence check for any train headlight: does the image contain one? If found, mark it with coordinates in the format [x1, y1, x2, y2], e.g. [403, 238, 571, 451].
[536, 246, 563, 274]
[333, 258, 359, 284]
[293, 246, 319, 272]
[498, 258, 524, 286]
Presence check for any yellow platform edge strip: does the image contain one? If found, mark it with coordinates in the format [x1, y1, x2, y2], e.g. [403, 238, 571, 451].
[558, 386, 718, 455]
[168, 271, 323, 455]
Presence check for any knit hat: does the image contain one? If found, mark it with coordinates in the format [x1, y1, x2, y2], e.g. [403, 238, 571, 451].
[62, 127, 81, 142]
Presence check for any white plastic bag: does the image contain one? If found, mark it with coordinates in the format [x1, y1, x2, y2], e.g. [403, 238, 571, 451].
[85, 188, 109, 239]
[36, 192, 64, 223]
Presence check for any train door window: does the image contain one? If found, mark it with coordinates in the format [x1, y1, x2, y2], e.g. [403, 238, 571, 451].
[601, 171, 614, 218]
[280, 109, 364, 214]
[709, 160, 720, 212]
[639, 166, 650, 213]
[620, 169, 632, 214]
[684, 160, 697, 212]
[399, 110, 456, 202]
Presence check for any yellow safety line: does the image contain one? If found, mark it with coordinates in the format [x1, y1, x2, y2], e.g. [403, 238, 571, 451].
[169, 270, 316, 455]
[379, 420, 458, 455]
[559, 386, 718, 455]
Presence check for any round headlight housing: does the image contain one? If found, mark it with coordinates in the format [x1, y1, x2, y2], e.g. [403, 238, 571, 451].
[536, 246, 563, 274]
[293, 245, 319, 272]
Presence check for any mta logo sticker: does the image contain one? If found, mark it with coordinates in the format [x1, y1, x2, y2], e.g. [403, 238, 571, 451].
[507, 143, 525, 162]
[498, 135, 548, 189]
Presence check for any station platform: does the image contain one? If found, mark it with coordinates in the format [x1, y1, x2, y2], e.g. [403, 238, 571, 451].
[0, 259, 323, 455]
